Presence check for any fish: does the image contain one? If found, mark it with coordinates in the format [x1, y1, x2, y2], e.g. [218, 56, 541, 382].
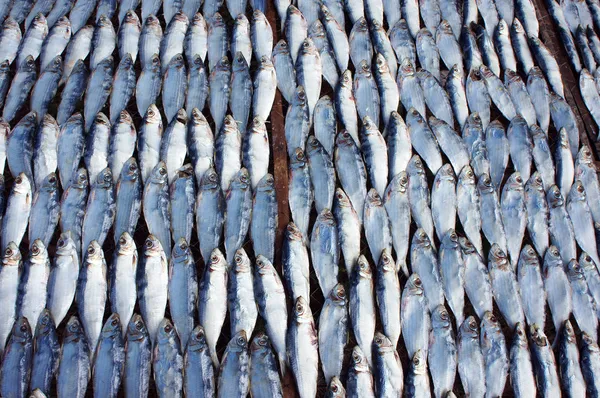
[217, 331, 250, 398]
[137, 107, 163, 187]
[349, 17, 373, 69]
[198, 248, 228, 368]
[250, 333, 283, 398]
[349, 255, 376, 366]
[6, 111, 36, 186]
[334, 131, 366, 223]
[109, 55, 136, 124]
[28, 173, 59, 247]
[406, 156, 436, 247]
[251, 10, 273, 62]
[374, 249, 400, 347]
[436, 20, 463, 76]
[318, 283, 347, 383]
[83, 56, 113, 132]
[333, 188, 361, 275]
[272, 40, 296, 103]
[501, 172, 527, 268]
[169, 164, 195, 244]
[445, 65, 469, 131]
[0, 317, 33, 398]
[17, 13, 48, 68]
[461, 24, 483, 75]
[230, 53, 252, 135]
[306, 135, 335, 214]
[383, 172, 411, 276]
[353, 61, 380, 126]
[224, 168, 252, 266]
[30, 309, 60, 395]
[0, 242, 20, 355]
[511, 18, 535, 74]
[311, 209, 340, 297]
[505, 70, 537, 127]
[566, 259, 598, 339]
[429, 305, 457, 398]
[401, 273, 431, 360]
[113, 158, 142, 245]
[581, 330, 600, 397]
[473, 24, 501, 76]
[58, 167, 87, 255]
[287, 297, 319, 398]
[431, 164, 457, 241]
[108, 111, 137, 186]
[93, 314, 125, 398]
[567, 181, 600, 265]
[510, 323, 537, 397]
[405, 349, 430, 397]
[0, 18, 22, 66]
[185, 13, 208, 63]
[558, 320, 587, 397]
[374, 54, 399, 128]
[61, 24, 93, 85]
[187, 109, 213, 186]
[457, 317, 486, 398]
[137, 235, 168, 344]
[360, 117, 388, 197]
[480, 312, 509, 396]
[334, 71, 359, 145]
[488, 244, 525, 330]
[153, 319, 184, 397]
[517, 245, 547, 329]
[124, 315, 151, 398]
[227, 248, 257, 339]
[186, 57, 209, 120]
[1, 174, 32, 254]
[460, 237, 494, 319]
[494, 19, 518, 72]
[109, 232, 137, 336]
[346, 346, 375, 396]
[160, 14, 188, 72]
[169, 238, 198, 350]
[363, 188, 392, 267]
[90, 16, 115, 69]
[284, 86, 310, 156]
[76, 241, 107, 356]
[254, 255, 288, 374]
[385, 111, 411, 178]
[81, 167, 115, 252]
[529, 36, 564, 97]
[285, 6, 307, 65]
[162, 55, 188, 124]
[195, 168, 224, 264]
[550, 94, 579, 158]
[57, 316, 90, 398]
[480, 65, 517, 120]
[215, 115, 241, 192]
[326, 376, 346, 398]
[419, 71, 454, 126]
[580, 252, 600, 318]
[135, 54, 162, 118]
[543, 245, 573, 337]
[439, 230, 465, 327]
[57, 60, 88, 126]
[457, 166, 483, 256]
[397, 59, 427, 118]
[416, 28, 440, 80]
[184, 326, 215, 397]
[253, 56, 277, 124]
[143, 162, 172, 259]
[576, 145, 600, 223]
[466, 69, 491, 130]
[405, 109, 442, 174]
[478, 173, 508, 252]
[547, 184, 577, 263]
[117, 10, 140, 63]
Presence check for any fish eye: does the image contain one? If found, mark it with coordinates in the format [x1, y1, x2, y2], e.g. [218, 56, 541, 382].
[119, 237, 127, 245]
[578, 184, 585, 193]
[352, 352, 360, 362]
[112, 318, 119, 326]
[440, 310, 448, 320]
[375, 335, 383, 344]
[20, 324, 27, 332]
[296, 302, 303, 313]
[58, 238, 66, 248]
[15, 176, 22, 184]
[237, 336, 246, 345]
[469, 320, 477, 329]
[235, 253, 243, 264]
[136, 321, 143, 331]
[211, 254, 219, 263]
[331, 385, 339, 392]
[414, 277, 422, 287]
[87, 246, 95, 255]
[4, 248, 12, 256]
[129, 162, 137, 172]
[164, 324, 172, 333]
[196, 329, 204, 339]
[527, 247, 535, 256]
[412, 355, 420, 365]
[104, 173, 112, 182]
[159, 167, 167, 176]
[585, 255, 592, 262]
[489, 314, 497, 323]
[145, 240, 153, 249]
[515, 176, 522, 184]
[48, 176, 57, 183]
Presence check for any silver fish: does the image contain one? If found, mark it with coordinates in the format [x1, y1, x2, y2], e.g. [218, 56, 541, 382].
[530, 36, 564, 97]
[547, 184, 577, 263]
[209, 56, 231, 133]
[85, 113, 110, 190]
[224, 168, 252, 265]
[186, 56, 208, 120]
[334, 131, 366, 223]
[346, 345, 375, 397]
[253, 56, 277, 123]
[0, 242, 20, 355]
[335, 70, 359, 146]
[3, 57, 37, 123]
[195, 168, 224, 264]
[530, 325, 560, 396]
[139, 15, 162, 69]
[81, 167, 115, 252]
[466, 69, 491, 130]
[1, 174, 32, 253]
[389, 19, 416, 65]
[501, 172, 527, 268]
[162, 54, 188, 124]
[287, 297, 319, 398]
[160, 14, 188, 71]
[407, 156, 436, 245]
[460, 236, 494, 319]
[137, 235, 168, 345]
[169, 238, 198, 350]
[135, 54, 162, 118]
[285, 86, 310, 156]
[457, 317, 486, 398]
[60, 23, 92, 85]
[109, 232, 137, 336]
[550, 94, 579, 158]
[581, 329, 600, 396]
[397, 59, 426, 123]
[306, 135, 334, 213]
[143, 163, 171, 259]
[232, 14, 251, 65]
[251, 10, 272, 62]
[457, 166, 483, 255]
[406, 109, 442, 174]
[109, 55, 135, 125]
[282, 222, 310, 305]
[187, 109, 213, 186]
[59, 119, 87, 192]
[566, 259, 599, 340]
[137, 105, 163, 185]
[580, 252, 600, 318]
[436, 20, 463, 76]
[250, 333, 283, 397]
[184, 13, 207, 63]
[526, 68, 550, 133]
[543, 245, 574, 337]
[481, 65, 517, 120]
[385, 110, 411, 180]
[184, 325, 215, 397]
[558, 319, 587, 397]
[160, 110, 187, 185]
[480, 312, 509, 397]
[401, 273, 431, 360]
[153, 319, 184, 397]
[509, 323, 537, 397]
[0, 18, 22, 66]
[56, 60, 88, 126]
[439, 230, 465, 326]
[311, 209, 340, 297]
[28, 173, 59, 247]
[117, 10, 140, 63]
[360, 116, 388, 197]
[198, 248, 228, 368]
[32, 115, 58, 189]
[229, 52, 252, 136]
[30, 309, 60, 395]
[296, 37, 322, 119]
[254, 255, 288, 374]
[373, 332, 404, 396]
[272, 40, 296, 104]
[89, 16, 115, 69]
[517, 244, 547, 329]
[446, 65, 469, 131]
[108, 111, 136, 185]
[319, 283, 347, 383]
[511, 18, 535, 74]
[17, 13, 48, 67]
[58, 167, 87, 256]
[84, 56, 113, 132]
[478, 173, 508, 251]
[419, 70, 454, 126]
[333, 188, 361, 275]
[375, 249, 400, 347]
[227, 248, 257, 339]
[416, 28, 440, 80]
[575, 144, 600, 223]
[113, 158, 142, 245]
[383, 172, 411, 275]
[428, 305, 457, 398]
[432, 164, 457, 241]
[488, 244, 525, 330]
[568, 181, 600, 265]
[93, 313, 125, 398]
[285, 5, 307, 65]
[57, 316, 90, 398]
[353, 60, 379, 126]
[0, 317, 33, 398]
[349, 17, 373, 69]
[76, 241, 107, 355]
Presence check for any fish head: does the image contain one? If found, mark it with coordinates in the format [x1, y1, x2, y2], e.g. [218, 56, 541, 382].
[71, 167, 89, 190]
[405, 273, 425, 296]
[232, 51, 249, 71]
[101, 313, 122, 338]
[365, 188, 383, 208]
[458, 236, 476, 256]
[513, 322, 528, 347]
[208, 248, 227, 272]
[172, 238, 191, 261]
[293, 296, 313, 323]
[566, 259, 585, 281]
[64, 316, 85, 344]
[460, 316, 479, 340]
[432, 305, 452, 329]
[458, 166, 476, 187]
[190, 107, 208, 126]
[250, 332, 270, 354]
[56, 232, 77, 256]
[378, 249, 395, 272]
[529, 323, 548, 347]
[546, 185, 564, 208]
[127, 314, 149, 342]
[233, 249, 251, 273]
[30, 239, 48, 264]
[157, 318, 178, 345]
[504, 172, 524, 192]
[525, 172, 544, 193]
[2, 242, 21, 266]
[489, 244, 509, 269]
[327, 377, 346, 397]
[188, 325, 208, 352]
[580, 252, 597, 270]
[272, 40, 290, 57]
[329, 283, 347, 306]
[149, 161, 168, 185]
[39, 172, 59, 193]
[84, 240, 104, 264]
[333, 188, 353, 210]
[411, 349, 427, 374]
[569, 180, 587, 203]
[11, 317, 32, 343]
[561, 320, 576, 343]
[477, 173, 494, 194]
[143, 235, 164, 257]
[354, 255, 372, 280]
[512, 18, 525, 33]
[116, 232, 136, 255]
[285, 222, 304, 242]
[350, 346, 369, 372]
[228, 330, 248, 353]
[124, 9, 140, 25]
[441, 229, 460, 249]
[200, 168, 220, 191]
[230, 167, 250, 191]
[412, 228, 432, 249]
[95, 167, 114, 190]
[374, 53, 390, 75]
[373, 332, 395, 354]
[289, 147, 307, 168]
[35, 309, 55, 337]
[308, 20, 325, 38]
[407, 154, 425, 177]
[399, 58, 415, 76]
[13, 173, 32, 195]
[255, 255, 274, 276]
[120, 157, 140, 183]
